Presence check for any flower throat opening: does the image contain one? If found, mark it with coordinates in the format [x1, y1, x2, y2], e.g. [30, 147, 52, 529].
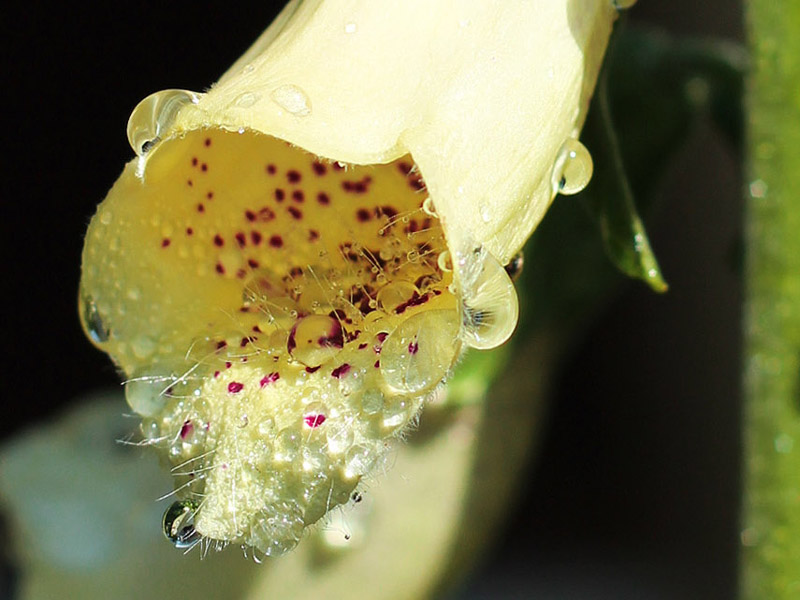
[80, 127, 461, 556]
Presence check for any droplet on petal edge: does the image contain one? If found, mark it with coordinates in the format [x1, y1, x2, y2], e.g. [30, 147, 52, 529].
[453, 244, 519, 350]
[552, 138, 593, 196]
[80, 126, 465, 556]
[127, 89, 200, 157]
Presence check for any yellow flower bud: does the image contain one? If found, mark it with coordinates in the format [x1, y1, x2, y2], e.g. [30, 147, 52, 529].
[80, 0, 620, 557]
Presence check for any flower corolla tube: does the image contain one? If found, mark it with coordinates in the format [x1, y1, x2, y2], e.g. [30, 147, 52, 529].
[80, 0, 623, 557]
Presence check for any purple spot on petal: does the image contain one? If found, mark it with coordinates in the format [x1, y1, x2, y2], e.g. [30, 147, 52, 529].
[304, 413, 326, 428]
[331, 363, 351, 378]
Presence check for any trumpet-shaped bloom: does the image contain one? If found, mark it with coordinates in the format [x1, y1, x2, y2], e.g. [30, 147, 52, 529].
[80, 0, 618, 557]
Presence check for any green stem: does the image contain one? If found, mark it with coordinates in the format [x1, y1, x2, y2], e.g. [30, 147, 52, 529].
[742, 2, 800, 597]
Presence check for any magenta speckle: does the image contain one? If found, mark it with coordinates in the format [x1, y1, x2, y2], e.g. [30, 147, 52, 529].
[260, 372, 280, 387]
[213, 234, 224, 247]
[306, 365, 321, 373]
[287, 170, 301, 183]
[269, 235, 283, 248]
[331, 363, 351, 378]
[228, 381, 244, 393]
[304, 413, 326, 428]
[408, 341, 419, 354]
[180, 420, 193, 439]
[161, 238, 171, 248]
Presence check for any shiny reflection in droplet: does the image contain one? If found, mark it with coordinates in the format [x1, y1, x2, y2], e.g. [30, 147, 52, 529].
[162, 499, 201, 549]
[552, 138, 593, 195]
[455, 245, 518, 350]
[127, 89, 199, 156]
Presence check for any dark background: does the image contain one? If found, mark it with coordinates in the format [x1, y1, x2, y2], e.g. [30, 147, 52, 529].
[3, 2, 743, 599]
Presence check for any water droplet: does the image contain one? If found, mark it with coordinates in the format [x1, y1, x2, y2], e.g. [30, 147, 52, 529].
[380, 309, 460, 394]
[82, 295, 109, 343]
[99, 210, 113, 226]
[613, 0, 637, 8]
[288, 315, 344, 367]
[360, 389, 384, 415]
[382, 397, 414, 431]
[127, 89, 199, 156]
[376, 281, 418, 313]
[271, 84, 312, 117]
[246, 501, 304, 556]
[124, 370, 174, 417]
[455, 245, 519, 350]
[422, 196, 438, 217]
[437, 251, 453, 272]
[552, 138, 593, 195]
[163, 499, 200, 549]
[234, 92, 260, 108]
[242, 63, 255, 74]
[479, 204, 492, 223]
[344, 444, 377, 479]
[274, 427, 301, 462]
[344, 22, 357, 34]
[327, 424, 354, 455]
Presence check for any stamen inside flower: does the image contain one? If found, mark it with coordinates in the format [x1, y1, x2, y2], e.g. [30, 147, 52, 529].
[80, 128, 461, 556]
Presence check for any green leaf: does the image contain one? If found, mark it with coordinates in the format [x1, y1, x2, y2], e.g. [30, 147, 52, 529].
[578, 27, 746, 293]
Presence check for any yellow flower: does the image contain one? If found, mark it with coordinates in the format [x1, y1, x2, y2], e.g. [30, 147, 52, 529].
[80, 0, 620, 558]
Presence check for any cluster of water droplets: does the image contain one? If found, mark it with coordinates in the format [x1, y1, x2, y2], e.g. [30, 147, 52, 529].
[91, 74, 559, 558]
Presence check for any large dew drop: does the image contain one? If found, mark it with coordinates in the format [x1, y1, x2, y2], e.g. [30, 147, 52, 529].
[380, 309, 460, 394]
[552, 138, 593, 195]
[127, 89, 200, 156]
[163, 499, 201, 549]
[455, 245, 519, 350]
